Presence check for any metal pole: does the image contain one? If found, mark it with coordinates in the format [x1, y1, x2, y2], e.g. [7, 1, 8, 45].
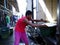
[57, 0, 60, 34]
[57, 0, 60, 45]
[32, 0, 34, 23]
[4, 0, 7, 8]
[32, 0, 34, 19]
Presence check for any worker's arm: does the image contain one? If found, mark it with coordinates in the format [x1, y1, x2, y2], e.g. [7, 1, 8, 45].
[31, 19, 47, 22]
[24, 18, 47, 27]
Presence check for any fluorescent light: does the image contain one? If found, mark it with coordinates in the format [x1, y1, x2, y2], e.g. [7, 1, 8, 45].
[33, 0, 36, 19]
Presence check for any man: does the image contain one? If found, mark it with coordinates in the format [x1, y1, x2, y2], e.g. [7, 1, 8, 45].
[14, 10, 47, 45]
[5, 14, 10, 28]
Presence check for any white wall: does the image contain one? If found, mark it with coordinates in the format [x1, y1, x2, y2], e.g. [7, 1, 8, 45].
[26, 0, 32, 11]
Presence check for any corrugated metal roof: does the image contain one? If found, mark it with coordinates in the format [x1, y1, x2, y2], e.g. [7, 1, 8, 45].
[0, 0, 19, 12]
[8, 0, 19, 12]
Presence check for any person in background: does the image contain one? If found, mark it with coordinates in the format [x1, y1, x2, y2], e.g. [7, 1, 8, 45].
[14, 10, 47, 45]
[5, 13, 10, 28]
